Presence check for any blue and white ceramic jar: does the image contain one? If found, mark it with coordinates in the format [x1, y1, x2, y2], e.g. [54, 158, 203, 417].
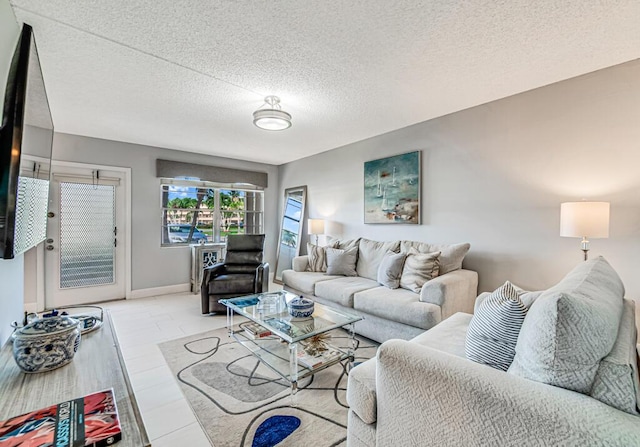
[12, 316, 82, 373]
[287, 296, 315, 318]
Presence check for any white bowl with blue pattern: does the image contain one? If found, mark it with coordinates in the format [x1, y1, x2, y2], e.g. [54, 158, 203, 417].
[287, 296, 315, 318]
[12, 316, 82, 373]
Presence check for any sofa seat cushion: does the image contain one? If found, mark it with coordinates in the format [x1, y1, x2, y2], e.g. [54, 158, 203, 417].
[411, 312, 472, 358]
[346, 357, 377, 424]
[353, 287, 441, 330]
[314, 277, 379, 307]
[282, 270, 341, 295]
[509, 256, 625, 394]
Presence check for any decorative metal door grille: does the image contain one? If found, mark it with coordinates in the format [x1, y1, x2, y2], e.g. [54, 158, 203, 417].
[14, 177, 49, 256]
[59, 183, 116, 289]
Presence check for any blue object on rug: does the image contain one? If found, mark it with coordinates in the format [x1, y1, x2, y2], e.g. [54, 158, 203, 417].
[252, 415, 301, 447]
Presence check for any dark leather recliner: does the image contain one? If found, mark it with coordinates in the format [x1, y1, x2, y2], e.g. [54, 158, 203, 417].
[201, 234, 269, 314]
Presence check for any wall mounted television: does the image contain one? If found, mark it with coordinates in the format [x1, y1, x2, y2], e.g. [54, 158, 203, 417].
[0, 24, 53, 260]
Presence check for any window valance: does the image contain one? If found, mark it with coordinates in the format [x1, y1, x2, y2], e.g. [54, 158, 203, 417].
[155, 159, 268, 188]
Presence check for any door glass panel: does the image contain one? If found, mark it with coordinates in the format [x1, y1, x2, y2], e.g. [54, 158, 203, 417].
[59, 182, 115, 289]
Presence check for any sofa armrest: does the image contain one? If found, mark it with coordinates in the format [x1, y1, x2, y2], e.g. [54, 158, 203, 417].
[292, 255, 309, 272]
[375, 340, 640, 447]
[420, 269, 478, 319]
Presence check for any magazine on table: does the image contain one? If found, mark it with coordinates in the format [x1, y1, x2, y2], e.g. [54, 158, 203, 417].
[243, 322, 272, 339]
[296, 347, 344, 369]
[0, 388, 122, 447]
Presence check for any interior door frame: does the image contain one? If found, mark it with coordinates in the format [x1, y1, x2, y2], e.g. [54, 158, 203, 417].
[43, 160, 132, 304]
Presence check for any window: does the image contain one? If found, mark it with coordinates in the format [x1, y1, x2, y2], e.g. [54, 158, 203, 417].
[161, 179, 264, 246]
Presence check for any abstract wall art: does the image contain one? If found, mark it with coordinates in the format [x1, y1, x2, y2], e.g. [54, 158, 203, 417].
[364, 151, 420, 224]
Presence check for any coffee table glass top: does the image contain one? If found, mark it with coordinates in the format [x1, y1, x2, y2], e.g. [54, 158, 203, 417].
[220, 291, 362, 344]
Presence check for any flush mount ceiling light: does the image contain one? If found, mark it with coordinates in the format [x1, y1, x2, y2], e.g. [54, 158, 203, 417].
[253, 96, 292, 131]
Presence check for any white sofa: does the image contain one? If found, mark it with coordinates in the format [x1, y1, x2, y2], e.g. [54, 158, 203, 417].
[282, 237, 478, 343]
[346, 257, 640, 446]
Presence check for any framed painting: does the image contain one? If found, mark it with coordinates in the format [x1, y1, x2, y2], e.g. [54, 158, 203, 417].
[364, 151, 420, 224]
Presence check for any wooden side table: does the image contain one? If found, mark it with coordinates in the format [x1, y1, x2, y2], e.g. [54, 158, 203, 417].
[0, 311, 150, 446]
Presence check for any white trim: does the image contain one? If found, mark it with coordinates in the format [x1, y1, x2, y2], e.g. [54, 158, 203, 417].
[124, 168, 132, 299]
[129, 283, 191, 299]
[50, 160, 133, 302]
[35, 243, 45, 311]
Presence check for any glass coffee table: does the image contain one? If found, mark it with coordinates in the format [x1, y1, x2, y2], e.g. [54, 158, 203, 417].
[220, 291, 362, 395]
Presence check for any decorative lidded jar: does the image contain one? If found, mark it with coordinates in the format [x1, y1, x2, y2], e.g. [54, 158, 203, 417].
[287, 296, 315, 318]
[12, 316, 82, 373]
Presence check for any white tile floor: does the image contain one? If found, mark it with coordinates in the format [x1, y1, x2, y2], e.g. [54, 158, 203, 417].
[102, 286, 281, 447]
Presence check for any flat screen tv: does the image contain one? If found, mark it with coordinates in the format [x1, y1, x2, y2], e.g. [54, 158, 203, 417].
[0, 24, 53, 259]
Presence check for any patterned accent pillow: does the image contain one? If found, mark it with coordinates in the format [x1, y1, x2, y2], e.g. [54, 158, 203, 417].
[465, 281, 529, 371]
[399, 248, 440, 293]
[306, 243, 328, 272]
[325, 247, 358, 276]
[377, 251, 407, 289]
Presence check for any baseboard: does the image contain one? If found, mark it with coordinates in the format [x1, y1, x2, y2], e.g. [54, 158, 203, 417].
[128, 283, 191, 299]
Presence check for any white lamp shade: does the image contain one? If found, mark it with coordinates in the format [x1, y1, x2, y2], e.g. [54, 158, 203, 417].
[308, 219, 325, 235]
[560, 202, 610, 238]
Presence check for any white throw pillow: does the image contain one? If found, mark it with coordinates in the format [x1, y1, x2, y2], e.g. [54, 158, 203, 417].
[399, 248, 440, 293]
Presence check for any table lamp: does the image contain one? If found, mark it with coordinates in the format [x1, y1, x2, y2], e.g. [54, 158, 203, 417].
[308, 219, 325, 245]
[560, 202, 610, 261]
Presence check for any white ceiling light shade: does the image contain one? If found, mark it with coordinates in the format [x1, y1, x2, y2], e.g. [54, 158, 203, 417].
[253, 96, 292, 131]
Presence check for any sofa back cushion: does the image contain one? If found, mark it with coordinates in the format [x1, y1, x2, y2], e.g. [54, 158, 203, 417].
[399, 249, 440, 293]
[356, 238, 400, 281]
[400, 241, 470, 275]
[589, 298, 640, 415]
[508, 256, 625, 394]
[329, 237, 361, 251]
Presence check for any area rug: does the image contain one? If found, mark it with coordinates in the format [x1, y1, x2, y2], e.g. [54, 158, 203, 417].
[158, 324, 378, 446]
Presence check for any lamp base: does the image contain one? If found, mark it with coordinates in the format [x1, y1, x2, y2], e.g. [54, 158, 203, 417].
[581, 237, 589, 261]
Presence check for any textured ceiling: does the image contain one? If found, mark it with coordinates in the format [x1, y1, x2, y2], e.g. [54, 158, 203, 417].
[8, 0, 640, 165]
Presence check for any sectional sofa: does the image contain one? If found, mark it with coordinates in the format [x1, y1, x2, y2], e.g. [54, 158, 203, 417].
[282, 237, 478, 343]
[346, 256, 640, 446]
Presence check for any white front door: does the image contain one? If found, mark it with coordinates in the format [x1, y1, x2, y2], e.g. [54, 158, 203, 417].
[45, 163, 127, 307]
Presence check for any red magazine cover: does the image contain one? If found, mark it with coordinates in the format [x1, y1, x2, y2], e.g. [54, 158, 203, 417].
[0, 389, 122, 447]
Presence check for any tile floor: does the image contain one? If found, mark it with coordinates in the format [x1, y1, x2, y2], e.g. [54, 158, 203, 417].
[103, 285, 281, 446]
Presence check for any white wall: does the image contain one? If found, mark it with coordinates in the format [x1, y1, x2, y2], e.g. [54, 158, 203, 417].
[0, 0, 23, 344]
[279, 59, 640, 312]
[52, 133, 279, 291]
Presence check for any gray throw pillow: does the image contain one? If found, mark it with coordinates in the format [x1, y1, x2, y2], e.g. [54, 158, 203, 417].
[465, 281, 530, 371]
[399, 249, 440, 293]
[326, 247, 358, 276]
[589, 299, 640, 415]
[377, 251, 407, 289]
[508, 256, 624, 394]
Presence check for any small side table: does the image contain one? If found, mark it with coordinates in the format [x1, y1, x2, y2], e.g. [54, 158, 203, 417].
[191, 243, 226, 293]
